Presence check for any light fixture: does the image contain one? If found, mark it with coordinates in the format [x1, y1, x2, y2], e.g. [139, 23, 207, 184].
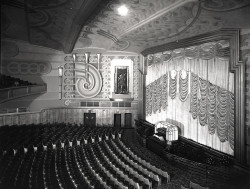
[72, 53, 76, 63]
[58, 66, 63, 99]
[117, 5, 128, 16]
[85, 53, 90, 64]
[58, 66, 63, 77]
[97, 53, 101, 70]
[85, 52, 90, 78]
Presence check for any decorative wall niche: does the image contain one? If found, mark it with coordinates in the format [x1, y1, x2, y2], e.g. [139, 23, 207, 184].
[114, 66, 129, 94]
[63, 55, 139, 104]
[110, 59, 134, 101]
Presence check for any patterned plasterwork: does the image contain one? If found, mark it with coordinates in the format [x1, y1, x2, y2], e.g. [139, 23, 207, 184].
[2, 60, 52, 75]
[2, 0, 250, 53]
[115, 1, 200, 52]
[74, 0, 250, 53]
[62, 55, 139, 105]
[1, 0, 103, 52]
[133, 56, 139, 99]
[101, 56, 112, 99]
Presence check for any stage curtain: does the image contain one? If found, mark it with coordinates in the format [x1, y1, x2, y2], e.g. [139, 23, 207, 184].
[145, 40, 234, 155]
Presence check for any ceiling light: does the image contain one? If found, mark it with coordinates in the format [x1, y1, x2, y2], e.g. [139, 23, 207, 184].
[117, 5, 128, 16]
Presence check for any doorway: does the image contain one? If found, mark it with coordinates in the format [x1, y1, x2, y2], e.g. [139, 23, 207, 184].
[84, 113, 96, 127]
[114, 114, 121, 128]
[125, 113, 132, 128]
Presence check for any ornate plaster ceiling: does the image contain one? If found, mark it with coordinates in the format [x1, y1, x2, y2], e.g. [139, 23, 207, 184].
[1, 0, 250, 54]
[1, 0, 104, 53]
[75, 0, 250, 53]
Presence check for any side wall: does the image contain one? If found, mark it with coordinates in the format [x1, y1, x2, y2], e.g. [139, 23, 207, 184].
[0, 40, 141, 128]
[0, 107, 138, 127]
[241, 29, 250, 165]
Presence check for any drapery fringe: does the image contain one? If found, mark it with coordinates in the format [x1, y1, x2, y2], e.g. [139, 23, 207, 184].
[145, 71, 234, 151]
[179, 70, 189, 102]
[190, 73, 199, 119]
[162, 73, 168, 111]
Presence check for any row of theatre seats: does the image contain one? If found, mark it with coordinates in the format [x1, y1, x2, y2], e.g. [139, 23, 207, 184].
[181, 181, 209, 189]
[0, 124, 170, 189]
[0, 123, 108, 152]
[0, 74, 35, 89]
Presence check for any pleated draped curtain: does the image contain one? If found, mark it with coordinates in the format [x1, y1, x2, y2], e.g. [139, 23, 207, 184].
[145, 40, 234, 155]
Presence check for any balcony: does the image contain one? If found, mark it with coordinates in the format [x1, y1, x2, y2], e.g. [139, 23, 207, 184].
[0, 84, 47, 104]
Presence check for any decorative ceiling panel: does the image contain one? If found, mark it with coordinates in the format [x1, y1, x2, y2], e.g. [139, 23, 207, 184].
[74, 0, 250, 53]
[1, 0, 103, 53]
[1, 0, 250, 54]
[75, 0, 192, 51]
[113, 1, 200, 52]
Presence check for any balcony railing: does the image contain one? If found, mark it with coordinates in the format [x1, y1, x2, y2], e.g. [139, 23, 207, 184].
[0, 107, 28, 114]
[0, 84, 47, 104]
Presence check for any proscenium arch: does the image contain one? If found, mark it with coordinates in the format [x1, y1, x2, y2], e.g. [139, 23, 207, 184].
[141, 29, 245, 164]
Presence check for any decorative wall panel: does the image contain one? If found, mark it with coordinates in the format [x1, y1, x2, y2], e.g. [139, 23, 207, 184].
[101, 56, 112, 99]
[4, 61, 52, 75]
[63, 54, 139, 105]
[75, 64, 102, 98]
[133, 56, 139, 99]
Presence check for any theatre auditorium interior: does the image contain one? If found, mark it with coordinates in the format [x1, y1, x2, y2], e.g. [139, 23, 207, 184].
[1, 0, 250, 189]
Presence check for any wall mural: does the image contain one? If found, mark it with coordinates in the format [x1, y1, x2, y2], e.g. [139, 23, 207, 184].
[63, 55, 139, 106]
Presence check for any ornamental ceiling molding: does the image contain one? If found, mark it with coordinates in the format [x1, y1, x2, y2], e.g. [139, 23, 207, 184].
[2, 0, 250, 53]
[119, 0, 197, 37]
[200, 0, 250, 12]
[75, 0, 250, 53]
[117, 1, 201, 52]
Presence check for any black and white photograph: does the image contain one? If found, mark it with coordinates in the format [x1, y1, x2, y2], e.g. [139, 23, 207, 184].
[1, 0, 250, 188]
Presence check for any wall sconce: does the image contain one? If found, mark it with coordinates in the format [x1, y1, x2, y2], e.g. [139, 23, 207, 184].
[58, 66, 63, 100]
[97, 53, 101, 70]
[85, 52, 90, 64]
[84, 52, 90, 78]
[72, 53, 77, 63]
[58, 66, 63, 77]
